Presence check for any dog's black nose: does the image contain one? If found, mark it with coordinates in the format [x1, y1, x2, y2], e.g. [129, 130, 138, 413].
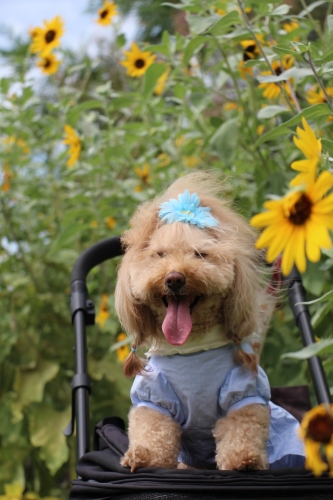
[165, 272, 186, 291]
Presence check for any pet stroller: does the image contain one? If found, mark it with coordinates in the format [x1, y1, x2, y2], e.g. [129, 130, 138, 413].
[67, 236, 333, 500]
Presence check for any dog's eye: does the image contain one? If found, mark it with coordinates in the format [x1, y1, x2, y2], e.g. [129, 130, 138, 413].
[194, 251, 208, 259]
[157, 251, 165, 258]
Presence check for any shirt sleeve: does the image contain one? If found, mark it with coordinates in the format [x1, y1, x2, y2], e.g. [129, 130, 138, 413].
[130, 366, 185, 425]
[218, 364, 271, 416]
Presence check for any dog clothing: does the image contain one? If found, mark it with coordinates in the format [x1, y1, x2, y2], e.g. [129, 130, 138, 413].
[131, 341, 305, 469]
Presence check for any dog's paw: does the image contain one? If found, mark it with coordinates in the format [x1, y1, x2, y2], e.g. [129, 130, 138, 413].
[121, 445, 152, 472]
[236, 452, 268, 471]
[217, 450, 268, 471]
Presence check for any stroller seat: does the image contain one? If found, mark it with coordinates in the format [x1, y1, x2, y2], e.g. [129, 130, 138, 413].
[66, 237, 333, 500]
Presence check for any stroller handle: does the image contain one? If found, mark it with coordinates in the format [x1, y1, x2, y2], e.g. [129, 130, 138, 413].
[66, 236, 123, 460]
[70, 236, 123, 284]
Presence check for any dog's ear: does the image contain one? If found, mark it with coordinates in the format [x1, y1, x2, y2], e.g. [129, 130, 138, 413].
[222, 256, 261, 342]
[115, 251, 157, 377]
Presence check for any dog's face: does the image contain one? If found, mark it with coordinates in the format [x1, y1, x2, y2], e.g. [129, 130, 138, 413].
[115, 174, 264, 360]
[127, 222, 235, 345]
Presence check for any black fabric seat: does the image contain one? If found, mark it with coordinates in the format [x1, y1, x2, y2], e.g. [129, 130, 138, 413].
[70, 417, 333, 500]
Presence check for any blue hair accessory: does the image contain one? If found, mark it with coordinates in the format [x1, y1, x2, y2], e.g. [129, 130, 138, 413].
[159, 190, 218, 229]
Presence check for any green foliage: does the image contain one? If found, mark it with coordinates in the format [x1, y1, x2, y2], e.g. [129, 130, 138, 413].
[1, 0, 333, 497]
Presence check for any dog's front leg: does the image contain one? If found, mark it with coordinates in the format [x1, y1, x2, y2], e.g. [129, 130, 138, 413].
[213, 404, 270, 470]
[121, 406, 181, 472]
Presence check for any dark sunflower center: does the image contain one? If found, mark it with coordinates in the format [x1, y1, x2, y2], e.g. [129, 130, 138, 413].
[135, 58, 145, 69]
[289, 194, 312, 225]
[100, 9, 108, 19]
[45, 29, 56, 44]
[44, 58, 51, 69]
[275, 65, 283, 76]
[243, 44, 256, 62]
[308, 413, 333, 443]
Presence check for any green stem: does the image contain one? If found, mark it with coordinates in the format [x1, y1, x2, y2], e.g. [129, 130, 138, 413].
[299, 0, 324, 43]
[236, 0, 297, 114]
[303, 52, 333, 114]
[210, 34, 269, 173]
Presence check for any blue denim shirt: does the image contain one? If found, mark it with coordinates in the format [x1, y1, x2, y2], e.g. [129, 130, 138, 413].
[131, 343, 304, 468]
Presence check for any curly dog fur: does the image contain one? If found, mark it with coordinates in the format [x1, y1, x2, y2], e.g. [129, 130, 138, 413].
[115, 172, 272, 472]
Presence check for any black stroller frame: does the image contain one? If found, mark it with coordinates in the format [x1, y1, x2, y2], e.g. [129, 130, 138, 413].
[66, 236, 333, 500]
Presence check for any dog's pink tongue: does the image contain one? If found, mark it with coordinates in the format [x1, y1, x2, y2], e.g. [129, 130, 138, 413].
[162, 296, 192, 345]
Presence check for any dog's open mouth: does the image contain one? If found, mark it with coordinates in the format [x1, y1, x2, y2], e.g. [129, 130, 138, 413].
[161, 295, 201, 346]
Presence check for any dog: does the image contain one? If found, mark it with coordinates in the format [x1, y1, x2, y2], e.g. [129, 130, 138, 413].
[115, 172, 304, 472]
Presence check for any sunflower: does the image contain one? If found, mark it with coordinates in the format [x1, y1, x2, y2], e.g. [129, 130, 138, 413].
[306, 84, 333, 106]
[105, 216, 116, 229]
[37, 53, 60, 75]
[63, 125, 81, 168]
[290, 118, 322, 187]
[95, 294, 110, 327]
[157, 153, 171, 167]
[116, 333, 130, 362]
[96, 1, 117, 26]
[282, 19, 300, 33]
[258, 55, 294, 99]
[154, 67, 170, 95]
[134, 163, 151, 184]
[250, 173, 333, 276]
[1, 163, 12, 192]
[240, 34, 264, 61]
[30, 16, 65, 56]
[299, 404, 333, 476]
[121, 43, 156, 78]
[28, 27, 39, 39]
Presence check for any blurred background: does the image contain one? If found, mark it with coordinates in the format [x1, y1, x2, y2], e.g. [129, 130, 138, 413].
[1, 0, 333, 498]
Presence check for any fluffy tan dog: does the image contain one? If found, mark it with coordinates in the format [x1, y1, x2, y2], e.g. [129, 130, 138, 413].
[115, 172, 272, 472]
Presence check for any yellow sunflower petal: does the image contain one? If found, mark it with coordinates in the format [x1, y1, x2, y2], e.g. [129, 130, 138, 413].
[312, 193, 333, 215]
[291, 157, 318, 173]
[307, 217, 332, 249]
[293, 118, 322, 159]
[308, 171, 333, 203]
[250, 210, 283, 228]
[266, 223, 292, 262]
[281, 230, 298, 276]
[255, 225, 280, 249]
[304, 439, 328, 476]
[294, 225, 306, 273]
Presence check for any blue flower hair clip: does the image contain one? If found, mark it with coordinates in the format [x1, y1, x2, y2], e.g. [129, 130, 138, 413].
[158, 190, 218, 229]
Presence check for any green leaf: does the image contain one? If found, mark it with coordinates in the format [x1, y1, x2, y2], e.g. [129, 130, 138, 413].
[183, 36, 207, 66]
[143, 63, 167, 99]
[296, 289, 333, 306]
[247, 0, 280, 3]
[207, 11, 240, 35]
[319, 61, 333, 75]
[272, 45, 304, 62]
[12, 360, 59, 421]
[299, 0, 328, 17]
[327, 14, 333, 34]
[116, 33, 126, 48]
[270, 4, 290, 15]
[67, 63, 86, 74]
[48, 222, 89, 254]
[29, 405, 71, 475]
[257, 105, 289, 119]
[312, 300, 333, 328]
[257, 67, 314, 83]
[282, 338, 333, 359]
[209, 118, 238, 166]
[290, 41, 309, 54]
[186, 14, 220, 35]
[322, 138, 333, 156]
[67, 99, 104, 120]
[257, 104, 331, 145]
